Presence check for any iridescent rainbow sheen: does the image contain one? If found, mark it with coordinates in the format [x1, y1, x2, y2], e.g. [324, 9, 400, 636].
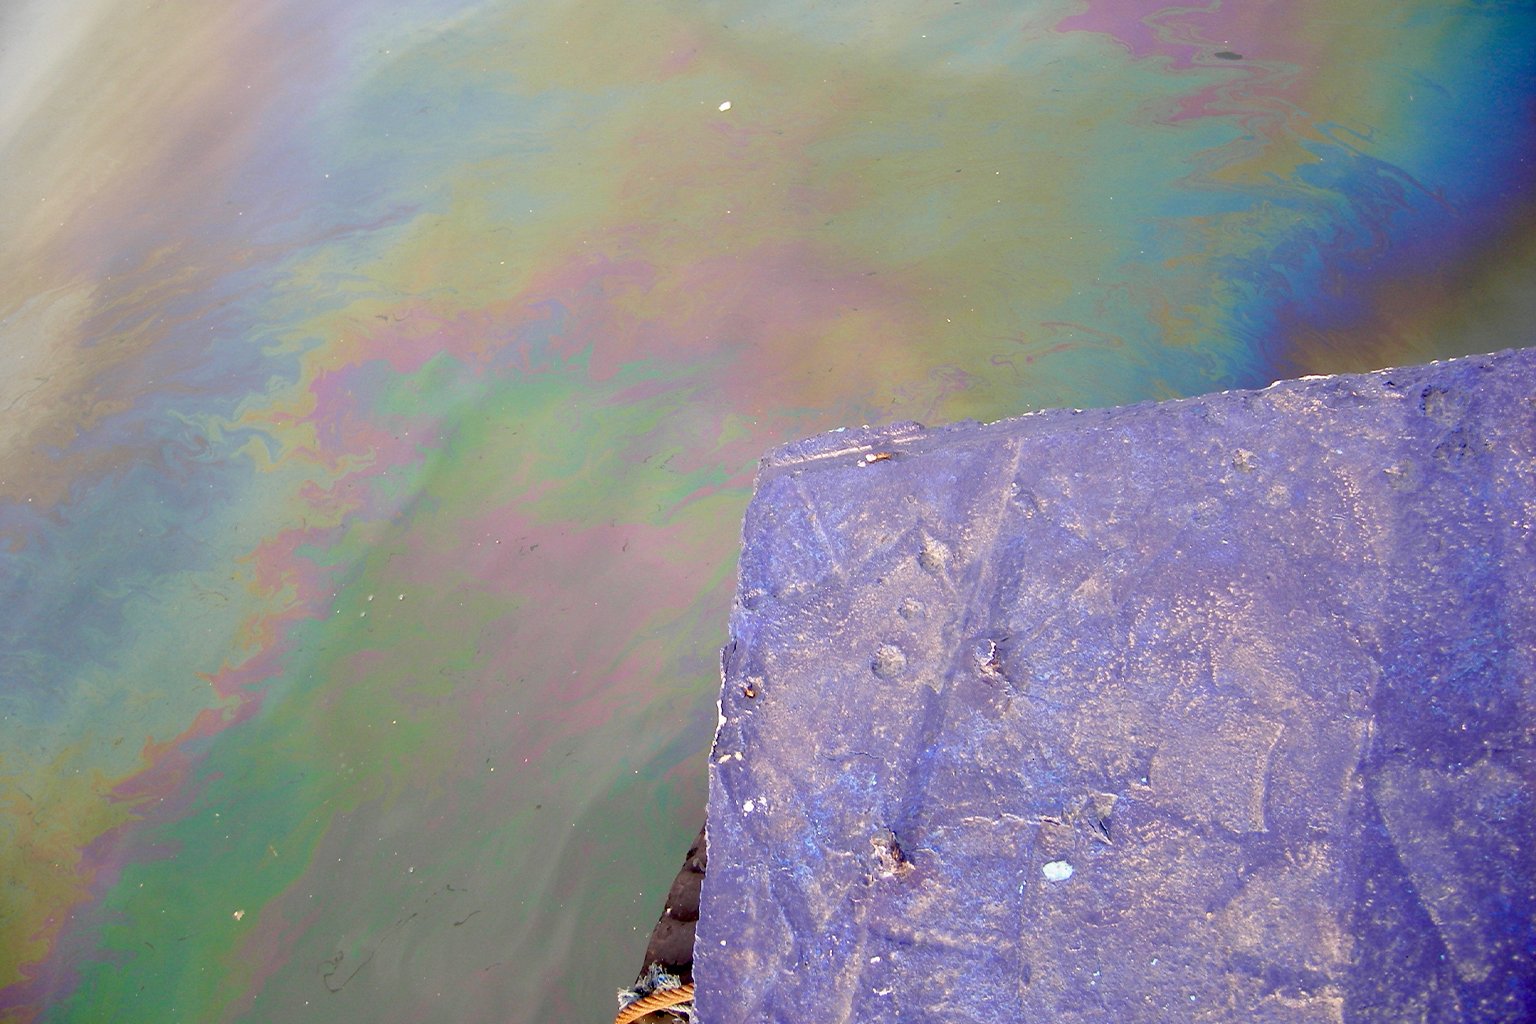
[1, 1, 1532, 1020]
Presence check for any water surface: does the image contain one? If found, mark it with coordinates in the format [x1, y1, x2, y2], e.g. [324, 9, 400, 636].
[1, 2, 1532, 1021]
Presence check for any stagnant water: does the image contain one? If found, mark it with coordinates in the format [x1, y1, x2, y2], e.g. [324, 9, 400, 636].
[2, 2, 1532, 1021]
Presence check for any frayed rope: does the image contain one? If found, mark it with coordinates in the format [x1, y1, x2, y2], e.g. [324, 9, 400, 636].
[615, 964, 695, 1024]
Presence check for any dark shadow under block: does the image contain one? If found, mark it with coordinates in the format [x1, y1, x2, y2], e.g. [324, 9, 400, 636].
[697, 348, 1536, 1023]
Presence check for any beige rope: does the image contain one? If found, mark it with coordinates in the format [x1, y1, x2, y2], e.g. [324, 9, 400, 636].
[614, 981, 696, 1024]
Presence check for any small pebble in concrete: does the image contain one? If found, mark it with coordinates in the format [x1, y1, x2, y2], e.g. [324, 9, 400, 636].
[1042, 860, 1074, 882]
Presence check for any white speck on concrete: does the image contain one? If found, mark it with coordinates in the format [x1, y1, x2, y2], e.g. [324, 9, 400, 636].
[1042, 860, 1074, 882]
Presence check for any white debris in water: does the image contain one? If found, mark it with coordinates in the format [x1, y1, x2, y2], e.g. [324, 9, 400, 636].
[1042, 860, 1074, 882]
[742, 799, 755, 814]
[718, 100, 732, 111]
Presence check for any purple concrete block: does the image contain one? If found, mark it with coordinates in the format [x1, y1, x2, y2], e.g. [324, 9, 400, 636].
[697, 349, 1536, 1023]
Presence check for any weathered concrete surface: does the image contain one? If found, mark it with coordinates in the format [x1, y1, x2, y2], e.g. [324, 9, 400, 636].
[696, 349, 1536, 1023]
